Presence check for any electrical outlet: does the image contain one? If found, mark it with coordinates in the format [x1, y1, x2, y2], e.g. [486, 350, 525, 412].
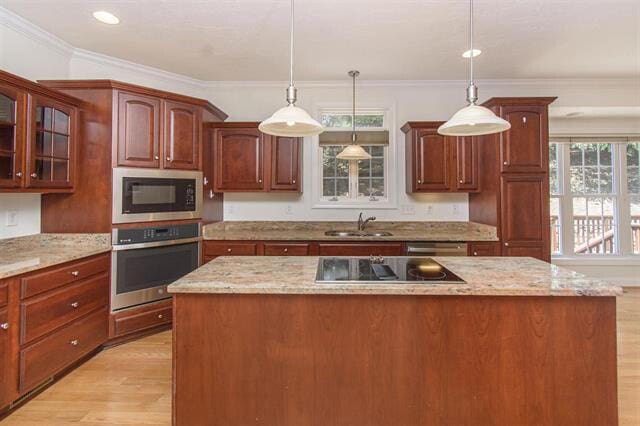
[425, 205, 433, 216]
[6, 210, 18, 227]
[401, 205, 415, 215]
[285, 205, 293, 215]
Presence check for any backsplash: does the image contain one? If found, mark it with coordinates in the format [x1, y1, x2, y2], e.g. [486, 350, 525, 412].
[0, 194, 40, 239]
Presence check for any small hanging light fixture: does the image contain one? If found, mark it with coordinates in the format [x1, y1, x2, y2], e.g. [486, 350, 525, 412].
[259, 0, 323, 137]
[438, 0, 510, 136]
[336, 70, 371, 161]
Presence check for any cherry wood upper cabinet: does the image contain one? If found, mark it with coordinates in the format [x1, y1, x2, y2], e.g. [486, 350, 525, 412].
[163, 100, 201, 170]
[498, 104, 548, 173]
[269, 135, 301, 192]
[500, 174, 549, 261]
[454, 136, 479, 191]
[209, 122, 303, 193]
[213, 127, 265, 191]
[0, 70, 80, 193]
[402, 122, 479, 193]
[0, 84, 25, 189]
[116, 91, 161, 168]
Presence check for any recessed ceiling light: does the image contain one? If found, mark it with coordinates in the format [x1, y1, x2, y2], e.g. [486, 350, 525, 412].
[462, 49, 481, 58]
[93, 11, 120, 25]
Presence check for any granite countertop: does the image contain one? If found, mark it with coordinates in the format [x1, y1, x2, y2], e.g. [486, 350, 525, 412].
[168, 256, 622, 297]
[203, 221, 498, 242]
[0, 233, 112, 279]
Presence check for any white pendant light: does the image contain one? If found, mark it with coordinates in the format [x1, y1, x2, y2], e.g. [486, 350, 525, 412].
[337, 71, 371, 161]
[259, 0, 323, 137]
[438, 0, 510, 137]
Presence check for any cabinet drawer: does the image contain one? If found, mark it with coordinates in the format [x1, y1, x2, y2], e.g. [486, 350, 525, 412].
[113, 303, 172, 337]
[20, 308, 107, 393]
[318, 243, 404, 257]
[468, 242, 500, 257]
[263, 243, 309, 256]
[0, 283, 7, 308]
[21, 273, 109, 345]
[21, 254, 110, 299]
[203, 242, 257, 256]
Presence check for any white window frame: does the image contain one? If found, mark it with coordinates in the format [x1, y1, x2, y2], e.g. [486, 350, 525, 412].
[311, 105, 398, 209]
[551, 136, 640, 264]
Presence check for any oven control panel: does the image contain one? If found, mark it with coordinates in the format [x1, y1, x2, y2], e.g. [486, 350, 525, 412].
[113, 223, 199, 245]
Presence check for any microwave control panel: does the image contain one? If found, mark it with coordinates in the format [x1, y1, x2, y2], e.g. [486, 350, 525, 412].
[113, 223, 199, 245]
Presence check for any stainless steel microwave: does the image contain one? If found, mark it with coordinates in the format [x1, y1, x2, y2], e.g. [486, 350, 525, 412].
[112, 167, 203, 224]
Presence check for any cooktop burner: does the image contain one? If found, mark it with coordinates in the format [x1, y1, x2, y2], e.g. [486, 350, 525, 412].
[315, 257, 465, 284]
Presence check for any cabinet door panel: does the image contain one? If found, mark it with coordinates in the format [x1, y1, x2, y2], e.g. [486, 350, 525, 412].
[163, 101, 200, 170]
[500, 106, 547, 173]
[26, 95, 76, 189]
[502, 243, 546, 261]
[214, 129, 264, 191]
[270, 136, 301, 191]
[501, 175, 549, 261]
[0, 84, 25, 189]
[468, 242, 500, 256]
[117, 92, 160, 168]
[413, 129, 450, 191]
[454, 136, 479, 191]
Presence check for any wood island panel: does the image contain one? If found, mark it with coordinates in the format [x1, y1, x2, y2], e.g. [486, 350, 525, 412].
[173, 294, 617, 426]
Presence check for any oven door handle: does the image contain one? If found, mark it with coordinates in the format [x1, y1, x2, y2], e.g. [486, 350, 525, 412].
[112, 237, 202, 251]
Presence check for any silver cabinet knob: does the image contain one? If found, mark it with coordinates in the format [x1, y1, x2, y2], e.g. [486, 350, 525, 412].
[158, 314, 163, 319]
[473, 251, 478, 256]
[203, 177, 209, 185]
[15, 171, 22, 178]
[70, 339, 79, 346]
[154, 155, 159, 160]
[0, 323, 9, 330]
[227, 248, 232, 253]
[504, 242, 509, 246]
[209, 189, 214, 199]
[459, 180, 463, 183]
[283, 248, 288, 253]
[166, 157, 171, 162]
[503, 161, 508, 165]
[70, 301, 79, 308]
[258, 179, 262, 183]
[292, 180, 296, 184]
[417, 179, 422, 184]
[30, 173, 37, 178]
[70, 270, 79, 277]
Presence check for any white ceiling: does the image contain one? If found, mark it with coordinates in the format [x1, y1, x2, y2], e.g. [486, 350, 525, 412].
[1, 0, 638, 81]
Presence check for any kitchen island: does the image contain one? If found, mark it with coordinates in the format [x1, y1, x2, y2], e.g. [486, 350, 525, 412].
[168, 256, 622, 425]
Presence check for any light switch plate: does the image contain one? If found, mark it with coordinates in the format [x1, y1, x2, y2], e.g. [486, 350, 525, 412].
[6, 210, 18, 227]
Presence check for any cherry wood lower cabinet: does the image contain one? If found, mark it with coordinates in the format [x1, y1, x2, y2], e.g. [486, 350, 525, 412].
[108, 299, 173, 344]
[173, 294, 618, 425]
[467, 241, 501, 256]
[1, 253, 110, 411]
[317, 242, 404, 257]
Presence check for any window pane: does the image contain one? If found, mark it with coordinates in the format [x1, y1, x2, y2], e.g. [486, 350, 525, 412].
[371, 178, 384, 196]
[320, 113, 384, 128]
[321, 114, 351, 128]
[572, 196, 616, 254]
[322, 146, 348, 177]
[358, 159, 370, 178]
[52, 159, 68, 181]
[371, 158, 384, 177]
[35, 157, 52, 181]
[54, 109, 69, 134]
[627, 142, 640, 194]
[53, 134, 69, 158]
[550, 197, 561, 254]
[370, 146, 384, 157]
[358, 179, 371, 197]
[0, 125, 15, 152]
[36, 106, 53, 130]
[631, 195, 640, 254]
[570, 143, 613, 194]
[35, 131, 52, 156]
[354, 115, 384, 127]
[549, 143, 559, 195]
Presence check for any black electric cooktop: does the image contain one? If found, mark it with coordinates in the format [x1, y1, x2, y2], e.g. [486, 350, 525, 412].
[315, 257, 465, 284]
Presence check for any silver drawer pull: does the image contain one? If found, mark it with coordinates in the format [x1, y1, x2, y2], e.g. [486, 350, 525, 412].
[70, 270, 79, 277]
[283, 248, 288, 253]
[158, 314, 163, 319]
[70, 339, 79, 346]
[30, 173, 37, 179]
[0, 323, 9, 330]
[16, 171, 22, 178]
[70, 301, 79, 308]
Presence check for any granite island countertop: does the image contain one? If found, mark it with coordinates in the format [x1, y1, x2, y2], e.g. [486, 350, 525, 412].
[203, 221, 498, 242]
[0, 233, 111, 279]
[168, 256, 622, 297]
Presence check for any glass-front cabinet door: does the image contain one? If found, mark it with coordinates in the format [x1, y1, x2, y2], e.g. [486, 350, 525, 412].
[26, 95, 75, 189]
[0, 84, 25, 188]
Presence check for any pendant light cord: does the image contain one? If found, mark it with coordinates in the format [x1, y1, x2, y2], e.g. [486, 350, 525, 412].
[289, 0, 294, 87]
[352, 71, 356, 143]
[469, 0, 474, 85]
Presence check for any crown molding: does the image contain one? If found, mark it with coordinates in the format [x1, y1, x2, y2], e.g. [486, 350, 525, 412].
[0, 6, 73, 58]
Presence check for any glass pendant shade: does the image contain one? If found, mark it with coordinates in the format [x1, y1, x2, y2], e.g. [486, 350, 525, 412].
[438, 104, 511, 136]
[336, 144, 371, 160]
[259, 105, 323, 137]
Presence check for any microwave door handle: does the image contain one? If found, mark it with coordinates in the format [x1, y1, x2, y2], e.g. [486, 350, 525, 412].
[112, 236, 202, 251]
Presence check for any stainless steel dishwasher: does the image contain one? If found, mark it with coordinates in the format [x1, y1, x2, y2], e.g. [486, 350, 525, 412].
[405, 242, 468, 256]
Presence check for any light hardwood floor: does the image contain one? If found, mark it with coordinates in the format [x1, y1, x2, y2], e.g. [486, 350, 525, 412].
[4, 289, 640, 425]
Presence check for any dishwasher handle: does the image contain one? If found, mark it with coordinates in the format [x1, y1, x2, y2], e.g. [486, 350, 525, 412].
[406, 243, 468, 256]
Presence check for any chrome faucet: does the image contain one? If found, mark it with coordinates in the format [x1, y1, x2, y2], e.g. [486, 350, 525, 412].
[357, 212, 376, 231]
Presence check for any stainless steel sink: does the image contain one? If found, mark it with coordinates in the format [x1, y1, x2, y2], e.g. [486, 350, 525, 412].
[324, 230, 394, 237]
